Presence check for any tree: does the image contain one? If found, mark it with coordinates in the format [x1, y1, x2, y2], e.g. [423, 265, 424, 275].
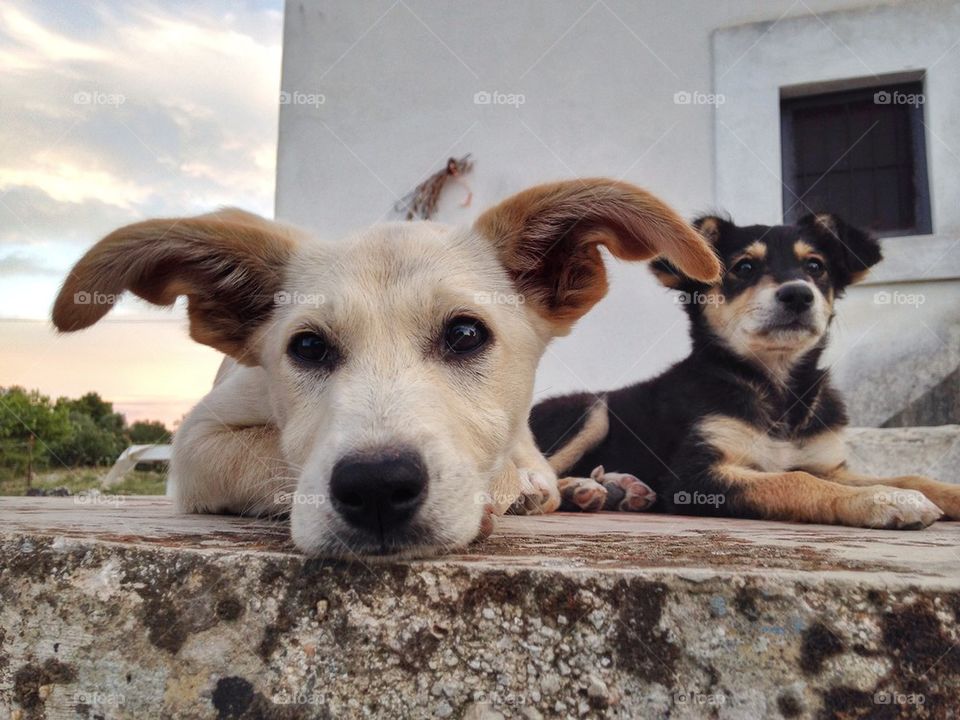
[0, 387, 72, 477]
[48, 413, 125, 466]
[129, 420, 171, 444]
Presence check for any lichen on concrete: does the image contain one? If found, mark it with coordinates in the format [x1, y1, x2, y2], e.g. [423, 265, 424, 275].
[3, 499, 960, 718]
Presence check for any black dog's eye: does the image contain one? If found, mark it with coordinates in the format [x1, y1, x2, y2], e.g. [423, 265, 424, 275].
[805, 258, 825, 277]
[730, 259, 756, 278]
[443, 316, 490, 356]
[288, 331, 332, 365]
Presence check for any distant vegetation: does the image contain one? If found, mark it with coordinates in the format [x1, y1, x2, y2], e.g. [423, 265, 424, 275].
[0, 386, 172, 490]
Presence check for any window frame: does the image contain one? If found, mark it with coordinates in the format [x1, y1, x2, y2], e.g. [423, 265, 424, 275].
[780, 82, 932, 237]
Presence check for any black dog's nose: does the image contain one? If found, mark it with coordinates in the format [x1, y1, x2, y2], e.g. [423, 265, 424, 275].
[776, 283, 814, 313]
[330, 449, 427, 535]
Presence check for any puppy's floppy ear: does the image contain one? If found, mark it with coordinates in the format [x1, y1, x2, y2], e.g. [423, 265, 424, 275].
[52, 209, 294, 364]
[651, 214, 729, 289]
[798, 213, 882, 287]
[475, 179, 721, 331]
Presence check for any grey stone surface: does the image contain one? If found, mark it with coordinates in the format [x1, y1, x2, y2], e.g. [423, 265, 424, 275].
[828, 279, 960, 428]
[4, 498, 960, 718]
[846, 425, 960, 484]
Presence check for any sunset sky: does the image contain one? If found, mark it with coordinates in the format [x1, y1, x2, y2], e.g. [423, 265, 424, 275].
[0, 0, 283, 427]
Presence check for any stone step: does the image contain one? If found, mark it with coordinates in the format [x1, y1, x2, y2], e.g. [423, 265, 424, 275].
[2, 497, 959, 718]
[845, 424, 960, 482]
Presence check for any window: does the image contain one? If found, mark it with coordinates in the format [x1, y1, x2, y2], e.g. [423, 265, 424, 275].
[780, 82, 931, 236]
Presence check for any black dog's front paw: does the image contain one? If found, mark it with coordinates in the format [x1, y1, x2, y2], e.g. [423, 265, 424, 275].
[558, 466, 656, 512]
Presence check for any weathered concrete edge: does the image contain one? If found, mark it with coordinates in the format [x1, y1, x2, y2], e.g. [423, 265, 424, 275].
[4, 532, 960, 719]
[6, 527, 960, 591]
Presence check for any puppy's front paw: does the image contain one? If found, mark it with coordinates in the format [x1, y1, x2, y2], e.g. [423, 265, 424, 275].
[591, 466, 657, 512]
[844, 487, 942, 530]
[558, 475, 608, 512]
[900, 477, 960, 520]
[509, 469, 561, 515]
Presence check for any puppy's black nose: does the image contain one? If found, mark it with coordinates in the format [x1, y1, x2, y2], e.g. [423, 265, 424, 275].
[330, 449, 427, 535]
[776, 283, 814, 313]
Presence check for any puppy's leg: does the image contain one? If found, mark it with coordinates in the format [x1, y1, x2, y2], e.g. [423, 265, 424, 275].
[508, 427, 562, 514]
[828, 467, 960, 520]
[172, 365, 294, 517]
[715, 465, 942, 529]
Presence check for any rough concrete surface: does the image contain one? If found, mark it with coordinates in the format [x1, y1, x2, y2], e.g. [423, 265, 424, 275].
[3, 498, 960, 719]
[846, 425, 960, 484]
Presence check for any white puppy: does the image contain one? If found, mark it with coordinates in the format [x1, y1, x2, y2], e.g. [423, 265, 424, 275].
[53, 179, 720, 557]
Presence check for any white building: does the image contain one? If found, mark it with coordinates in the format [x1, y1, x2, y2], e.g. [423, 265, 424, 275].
[276, 0, 960, 427]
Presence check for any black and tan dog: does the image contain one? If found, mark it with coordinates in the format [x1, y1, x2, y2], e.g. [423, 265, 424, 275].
[531, 213, 960, 529]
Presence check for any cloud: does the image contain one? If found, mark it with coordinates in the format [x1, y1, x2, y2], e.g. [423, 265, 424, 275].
[0, 252, 60, 277]
[0, 0, 282, 218]
[0, 0, 282, 317]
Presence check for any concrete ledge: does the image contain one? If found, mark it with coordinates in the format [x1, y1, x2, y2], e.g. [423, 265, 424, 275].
[846, 425, 960, 482]
[3, 498, 960, 719]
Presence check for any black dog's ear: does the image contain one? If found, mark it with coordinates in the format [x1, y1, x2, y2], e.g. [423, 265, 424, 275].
[798, 213, 882, 287]
[651, 215, 729, 289]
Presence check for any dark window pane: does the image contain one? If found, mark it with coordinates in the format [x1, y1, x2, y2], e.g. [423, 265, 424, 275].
[780, 81, 931, 236]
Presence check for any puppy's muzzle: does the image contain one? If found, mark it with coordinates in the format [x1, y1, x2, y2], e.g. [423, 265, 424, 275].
[330, 448, 428, 536]
[775, 282, 814, 314]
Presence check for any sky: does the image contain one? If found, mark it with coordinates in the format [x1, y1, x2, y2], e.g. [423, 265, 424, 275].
[0, 0, 284, 427]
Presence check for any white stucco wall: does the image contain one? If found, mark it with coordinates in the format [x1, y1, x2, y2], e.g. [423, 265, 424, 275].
[276, 0, 958, 424]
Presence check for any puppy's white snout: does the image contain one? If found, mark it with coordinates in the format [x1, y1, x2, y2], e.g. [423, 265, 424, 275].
[329, 447, 428, 536]
[776, 282, 815, 313]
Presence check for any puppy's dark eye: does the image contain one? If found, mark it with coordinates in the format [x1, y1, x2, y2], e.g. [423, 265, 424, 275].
[730, 259, 756, 278]
[288, 331, 332, 365]
[443, 316, 490, 356]
[805, 258, 825, 277]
